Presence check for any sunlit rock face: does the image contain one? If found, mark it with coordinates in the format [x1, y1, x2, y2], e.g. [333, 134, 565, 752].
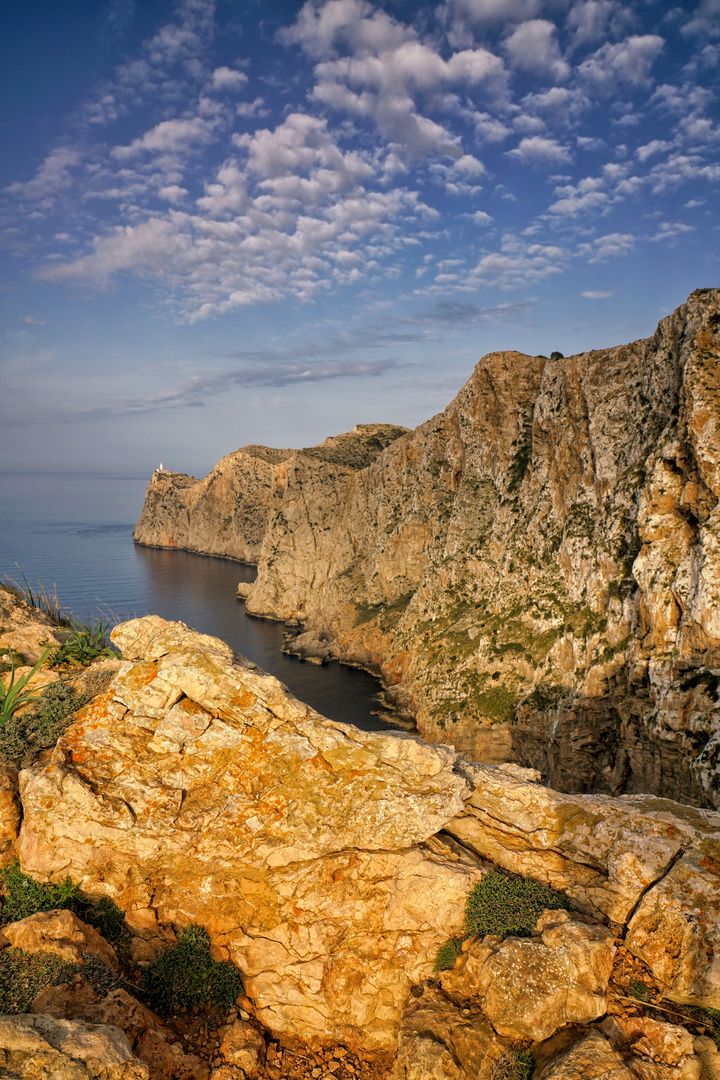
[136, 288, 720, 807]
[12, 614, 720, 1051]
[17, 616, 478, 1050]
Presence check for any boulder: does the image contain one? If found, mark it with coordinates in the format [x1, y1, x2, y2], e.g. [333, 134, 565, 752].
[534, 1029, 635, 1080]
[212, 1019, 264, 1077]
[17, 616, 479, 1049]
[0, 1012, 149, 1080]
[2, 909, 119, 969]
[599, 1016, 701, 1080]
[0, 765, 20, 865]
[440, 910, 615, 1042]
[390, 987, 508, 1080]
[625, 848, 720, 1008]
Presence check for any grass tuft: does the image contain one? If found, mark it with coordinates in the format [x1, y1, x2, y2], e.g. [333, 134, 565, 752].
[0, 680, 92, 768]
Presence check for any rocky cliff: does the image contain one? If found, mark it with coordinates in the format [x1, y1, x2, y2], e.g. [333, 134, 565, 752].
[134, 288, 720, 811]
[3, 613, 720, 1080]
[133, 425, 409, 563]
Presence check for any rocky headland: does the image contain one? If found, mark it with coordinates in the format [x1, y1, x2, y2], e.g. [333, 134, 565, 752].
[135, 287, 720, 813]
[1, 593, 719, 1079]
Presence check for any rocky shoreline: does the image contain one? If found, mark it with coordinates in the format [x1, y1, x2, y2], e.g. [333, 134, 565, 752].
[1, 592, 719, 1078]
[135, 287, 720, 812]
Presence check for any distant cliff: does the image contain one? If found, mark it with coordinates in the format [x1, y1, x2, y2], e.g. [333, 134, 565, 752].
[135, 288, 720, 809]
[134, 424, 409, 563]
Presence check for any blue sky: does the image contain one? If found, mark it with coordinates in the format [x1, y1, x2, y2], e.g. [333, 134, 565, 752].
[1, 0, 719, 476]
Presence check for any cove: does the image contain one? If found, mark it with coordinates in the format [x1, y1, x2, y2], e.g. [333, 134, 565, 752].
[0, 470, 390, 732]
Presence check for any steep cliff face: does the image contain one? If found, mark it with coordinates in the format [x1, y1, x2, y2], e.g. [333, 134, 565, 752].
[133, 424, 408, 563]
[135, 289, 720, 809]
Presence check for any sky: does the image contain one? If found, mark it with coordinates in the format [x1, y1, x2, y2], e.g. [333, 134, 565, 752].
[1, 0, 719, 477]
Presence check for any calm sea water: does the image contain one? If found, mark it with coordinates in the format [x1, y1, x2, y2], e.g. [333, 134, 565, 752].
[0, 471, 389, 731]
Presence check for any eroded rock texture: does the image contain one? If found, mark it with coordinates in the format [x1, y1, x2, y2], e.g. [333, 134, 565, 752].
[14, 616, 720, 1054]
[135, 289, 720, 808]
[17, 616, 478, 1050]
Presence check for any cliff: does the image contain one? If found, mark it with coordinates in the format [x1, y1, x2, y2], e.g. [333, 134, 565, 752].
[133, 425, 409, 563]
[134, 289, 720, 810]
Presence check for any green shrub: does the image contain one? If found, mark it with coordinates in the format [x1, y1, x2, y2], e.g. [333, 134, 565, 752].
[628, 978, 652, 1002]
[0, 681, 92, 768]
[0, 860, 83, 926]
[0, 948, 121, 1013]
[434, 871, 572, 973]
[0, 862, 128, 955]
[0, 948, 76, 1012]
[142, 925, 243, 1014]
[433, 938, 463, 973]
[464, 872, 573, 940]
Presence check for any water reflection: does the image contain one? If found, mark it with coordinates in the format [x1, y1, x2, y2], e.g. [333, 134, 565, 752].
[133, 545, 391, 732]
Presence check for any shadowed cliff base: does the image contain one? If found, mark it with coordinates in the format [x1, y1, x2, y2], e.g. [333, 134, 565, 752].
[135, 289, 720, 810]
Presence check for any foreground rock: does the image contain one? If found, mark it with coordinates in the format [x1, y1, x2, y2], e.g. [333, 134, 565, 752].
[17, 616, 476, 1049]
[0, 1013, 149, 1079]
[440, 910, 615, 1041]
[9, 613, 720, 1059]
[135, 289, 720, 808]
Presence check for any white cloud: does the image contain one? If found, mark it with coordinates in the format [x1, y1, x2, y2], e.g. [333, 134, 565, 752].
[6, 148, 80, 208]
[159, 185, 189, 203]
[211, 66, 248, 91]
[581, 289, 612, 297]
[504, 20, 570, 82]
[471, 210, 493, 224]
[588, 231, 634, 259]
[566, 1, 632, 48]
[681, 0, 720, 39]
[508, 135, 572, 166]
[636, 139, 671, 162]
[468, 233, 567, 288]
[447, 0, 547, 23]
[548, 175, 609, 215]
[37, 112, 436, 320]
[20, 315, 46, 325]
[285, 1, 506, 159]
[113, 117, 217, 159]
[578, 35, 665, 93]
[648, 221, 695, 242]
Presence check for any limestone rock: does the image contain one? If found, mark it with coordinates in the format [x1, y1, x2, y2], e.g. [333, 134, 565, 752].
[0, 765, 20, 865]
[535, 1029, 635, 1080]
[0, 1012, 149, 1080]
[2, 909, 119, 969]
[625, 848, 720, 1008]
[446, 763, 720, 925]
[135, 289, 720, 808]
[213, 1019, 264, 1077]
[133, 425, 408, 562]
[31, 984, 209, 1080]
[390, 987, 508, 1080]
[439, 910, 615, 1041]
[599, 1016, 701, 1080]
[17, 616, 479, 1049]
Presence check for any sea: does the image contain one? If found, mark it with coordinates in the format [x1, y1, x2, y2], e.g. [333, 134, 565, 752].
[0, 470, 390, 732]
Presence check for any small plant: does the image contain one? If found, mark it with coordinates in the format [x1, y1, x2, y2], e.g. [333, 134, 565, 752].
[628, 978, 652, 1003]
[0, 680, 92, 768]
[0, 948, 76, 1013]
[50, 618, 116, 667]
[0, 860, 83, 926]
[491, 1049, 534, 1080]
[464, 872, 573, 940]
[434, 871, 573, 973]
[0, 648, 51, 723]
[0, 947, 121, 1013]
[142, 925, 243, 1014]
[433, 938, 463, 973]
[688, 1006, 720, 1050]
[1, 571, 68, 625]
